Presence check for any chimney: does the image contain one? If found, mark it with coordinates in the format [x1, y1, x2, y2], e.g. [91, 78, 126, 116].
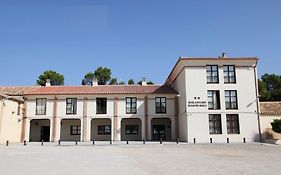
[221, 52, 227, 58]
[92, 77, 98, 86]
[141, 78, 147, 86]
[45, 79, 51, 87]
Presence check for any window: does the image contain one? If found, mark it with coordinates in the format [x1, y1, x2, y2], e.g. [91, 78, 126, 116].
[224, 65, 236, 83]
[209, 114, 222, 134]
[125, 125, 139, 135]
[17, 103, 21, 115]
[225, 90, 238, 109]
[155, 97, 166, 114]
[98, 125, 111, 135]
[126, 97, 137, 114]
[207, 90, 220, 110]
[227, 114, 240, 134]
[70, 125, 81, 135]
[66, 98, 77, 115]
[206, 65, 219, 83]
[96, 98, 107, 114]
[36, 98, 46, 115]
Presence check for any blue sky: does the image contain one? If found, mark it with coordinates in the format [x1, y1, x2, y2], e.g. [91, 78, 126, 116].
[0, 0, 280, 86]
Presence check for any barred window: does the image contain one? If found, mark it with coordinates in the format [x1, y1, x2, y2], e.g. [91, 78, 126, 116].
[125, 125, 139, 135]
[224, 65, 236, 83]
[98, 125, 111, 135]
[36, 98, 46, 115]
[207, 90, 220, 110]
[66, 98, 77, 115]
[225, 90, 238, 109]
[126, 97, 137, 114]
[206, 65, 219, 83]
[209, 114, 222, 134]
[155, 97, 166, 114]
[70, 125, 81, 135]
[227, 114, 240, 134]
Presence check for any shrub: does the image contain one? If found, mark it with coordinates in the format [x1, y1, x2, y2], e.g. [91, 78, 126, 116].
[271, 119, 281, 133]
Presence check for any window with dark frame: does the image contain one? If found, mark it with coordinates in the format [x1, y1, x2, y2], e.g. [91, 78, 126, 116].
[126, 97, 137, 114]
[207, 90, 221, 110]
[224, 65, 236, 83]
[226, 114, 240, 134]
[70, 125, 81, 135]
[206, 65, 219, 83]
[66, 98, 77, 115]
[209, 114, 222, 134]
[125, 125, 139, 135]
[155, 97, 166, 114]
[97, 125, 111, 135]
[96, 98, 107, 114]
[36, 98, 46, 115]
[225, 90, 238, 109]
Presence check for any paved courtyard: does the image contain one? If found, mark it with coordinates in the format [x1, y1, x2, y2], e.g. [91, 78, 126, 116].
[0, 142, 281, 175]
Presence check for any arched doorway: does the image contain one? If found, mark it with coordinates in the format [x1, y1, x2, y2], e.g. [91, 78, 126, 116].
[29, 119, 50, 142]
[60, 119, 81, 141]
[151, 118, 172, 141]
[91, 118, 111, 141]
[121, 118, 142, 141]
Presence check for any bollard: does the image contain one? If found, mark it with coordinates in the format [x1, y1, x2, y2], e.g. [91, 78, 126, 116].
[75, 140, 78, 146]
[110, 140, 112, 145]
[6, 140, 9, 146]
[176, 138, 179, 144]
[210, 138, 213, 144]
[193, 138, 196, 144]
[24, 140, 27, 146]
[92, 140, 95, 145]
[143, 139, 145, 144]
[126, 140, 129, 145]
[160, 138, 163, 144]
[41, 140, 44, 146]
[243, 138, 246, 143]
[227, 138, 229, 144]
[58, 140, 61, 146]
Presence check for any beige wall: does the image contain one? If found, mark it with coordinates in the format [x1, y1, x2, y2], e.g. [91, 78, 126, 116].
[0, 98, 23, 144]
[260, 114, 281, 140]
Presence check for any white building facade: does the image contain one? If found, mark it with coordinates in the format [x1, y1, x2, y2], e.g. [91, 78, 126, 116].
[3, 57, 260, 144]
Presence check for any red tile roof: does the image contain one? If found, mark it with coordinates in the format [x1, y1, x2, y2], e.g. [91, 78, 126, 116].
[260, 102, 281, 115]
[0, 86, 39, 96]
[24, 85, 178, 95]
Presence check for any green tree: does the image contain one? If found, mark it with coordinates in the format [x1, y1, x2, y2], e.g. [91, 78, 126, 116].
[147, 81, 154, 85]
[37, 70, 64, 86]
[271, 119, 281, 133]
[259, 73, 281, 101]
[119, 81, 125, 85]
[109, 78, 118, 85]
[94, 67, 111, 85]
[128, 79, 135, 85]
[82, 72, 94, 85]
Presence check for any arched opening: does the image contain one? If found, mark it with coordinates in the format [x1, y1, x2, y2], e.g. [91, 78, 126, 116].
[60, 119, 81, 141]
[29, 119, 50, 142]
[91, 118, 111, 141]
[121, 118, 142, 141]
[151, 118, 172, 141]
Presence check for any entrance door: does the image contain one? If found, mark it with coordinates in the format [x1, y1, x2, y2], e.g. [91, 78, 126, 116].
[40, 126, 50, 142]
[152, 125, 166, 141]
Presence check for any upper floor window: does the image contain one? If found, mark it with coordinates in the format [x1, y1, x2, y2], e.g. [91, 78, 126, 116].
[209, 114, 222, 134]
[206, 65, 219, 83]
[225, 90, 238, 110]
[155, 97, 166, 114]
[226, 114, 240, 134]
[207, 90, 221, 110]
[96, 98, 107, 114]
[224, 65, 236, 83]
[36, 98, 46, 115]
[126, 97, 137, 114]
[66, 98, 77, 115]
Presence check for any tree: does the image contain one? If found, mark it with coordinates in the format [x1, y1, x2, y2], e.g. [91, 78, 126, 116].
[109, 78, 118, 85]
[37, 70, 64, 86]
[128, 79, 135, 85]
[147, 81, 154, 85]
[82, 72, 94, 85]
[259, 73, 281, 101]
[271, 119, 281, 133]
[94, 67, 111, 85]
[119, 81, 125, 85]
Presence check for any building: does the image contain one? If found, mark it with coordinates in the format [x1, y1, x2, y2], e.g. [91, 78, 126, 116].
[260, 101, 281, 142]
[0, 56, 262, 143]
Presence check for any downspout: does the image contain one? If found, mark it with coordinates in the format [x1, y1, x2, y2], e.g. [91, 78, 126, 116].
[254, 59, 262, 142]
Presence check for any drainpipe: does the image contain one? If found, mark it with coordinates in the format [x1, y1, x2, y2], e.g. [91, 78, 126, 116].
[254, 59, 262, 142]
